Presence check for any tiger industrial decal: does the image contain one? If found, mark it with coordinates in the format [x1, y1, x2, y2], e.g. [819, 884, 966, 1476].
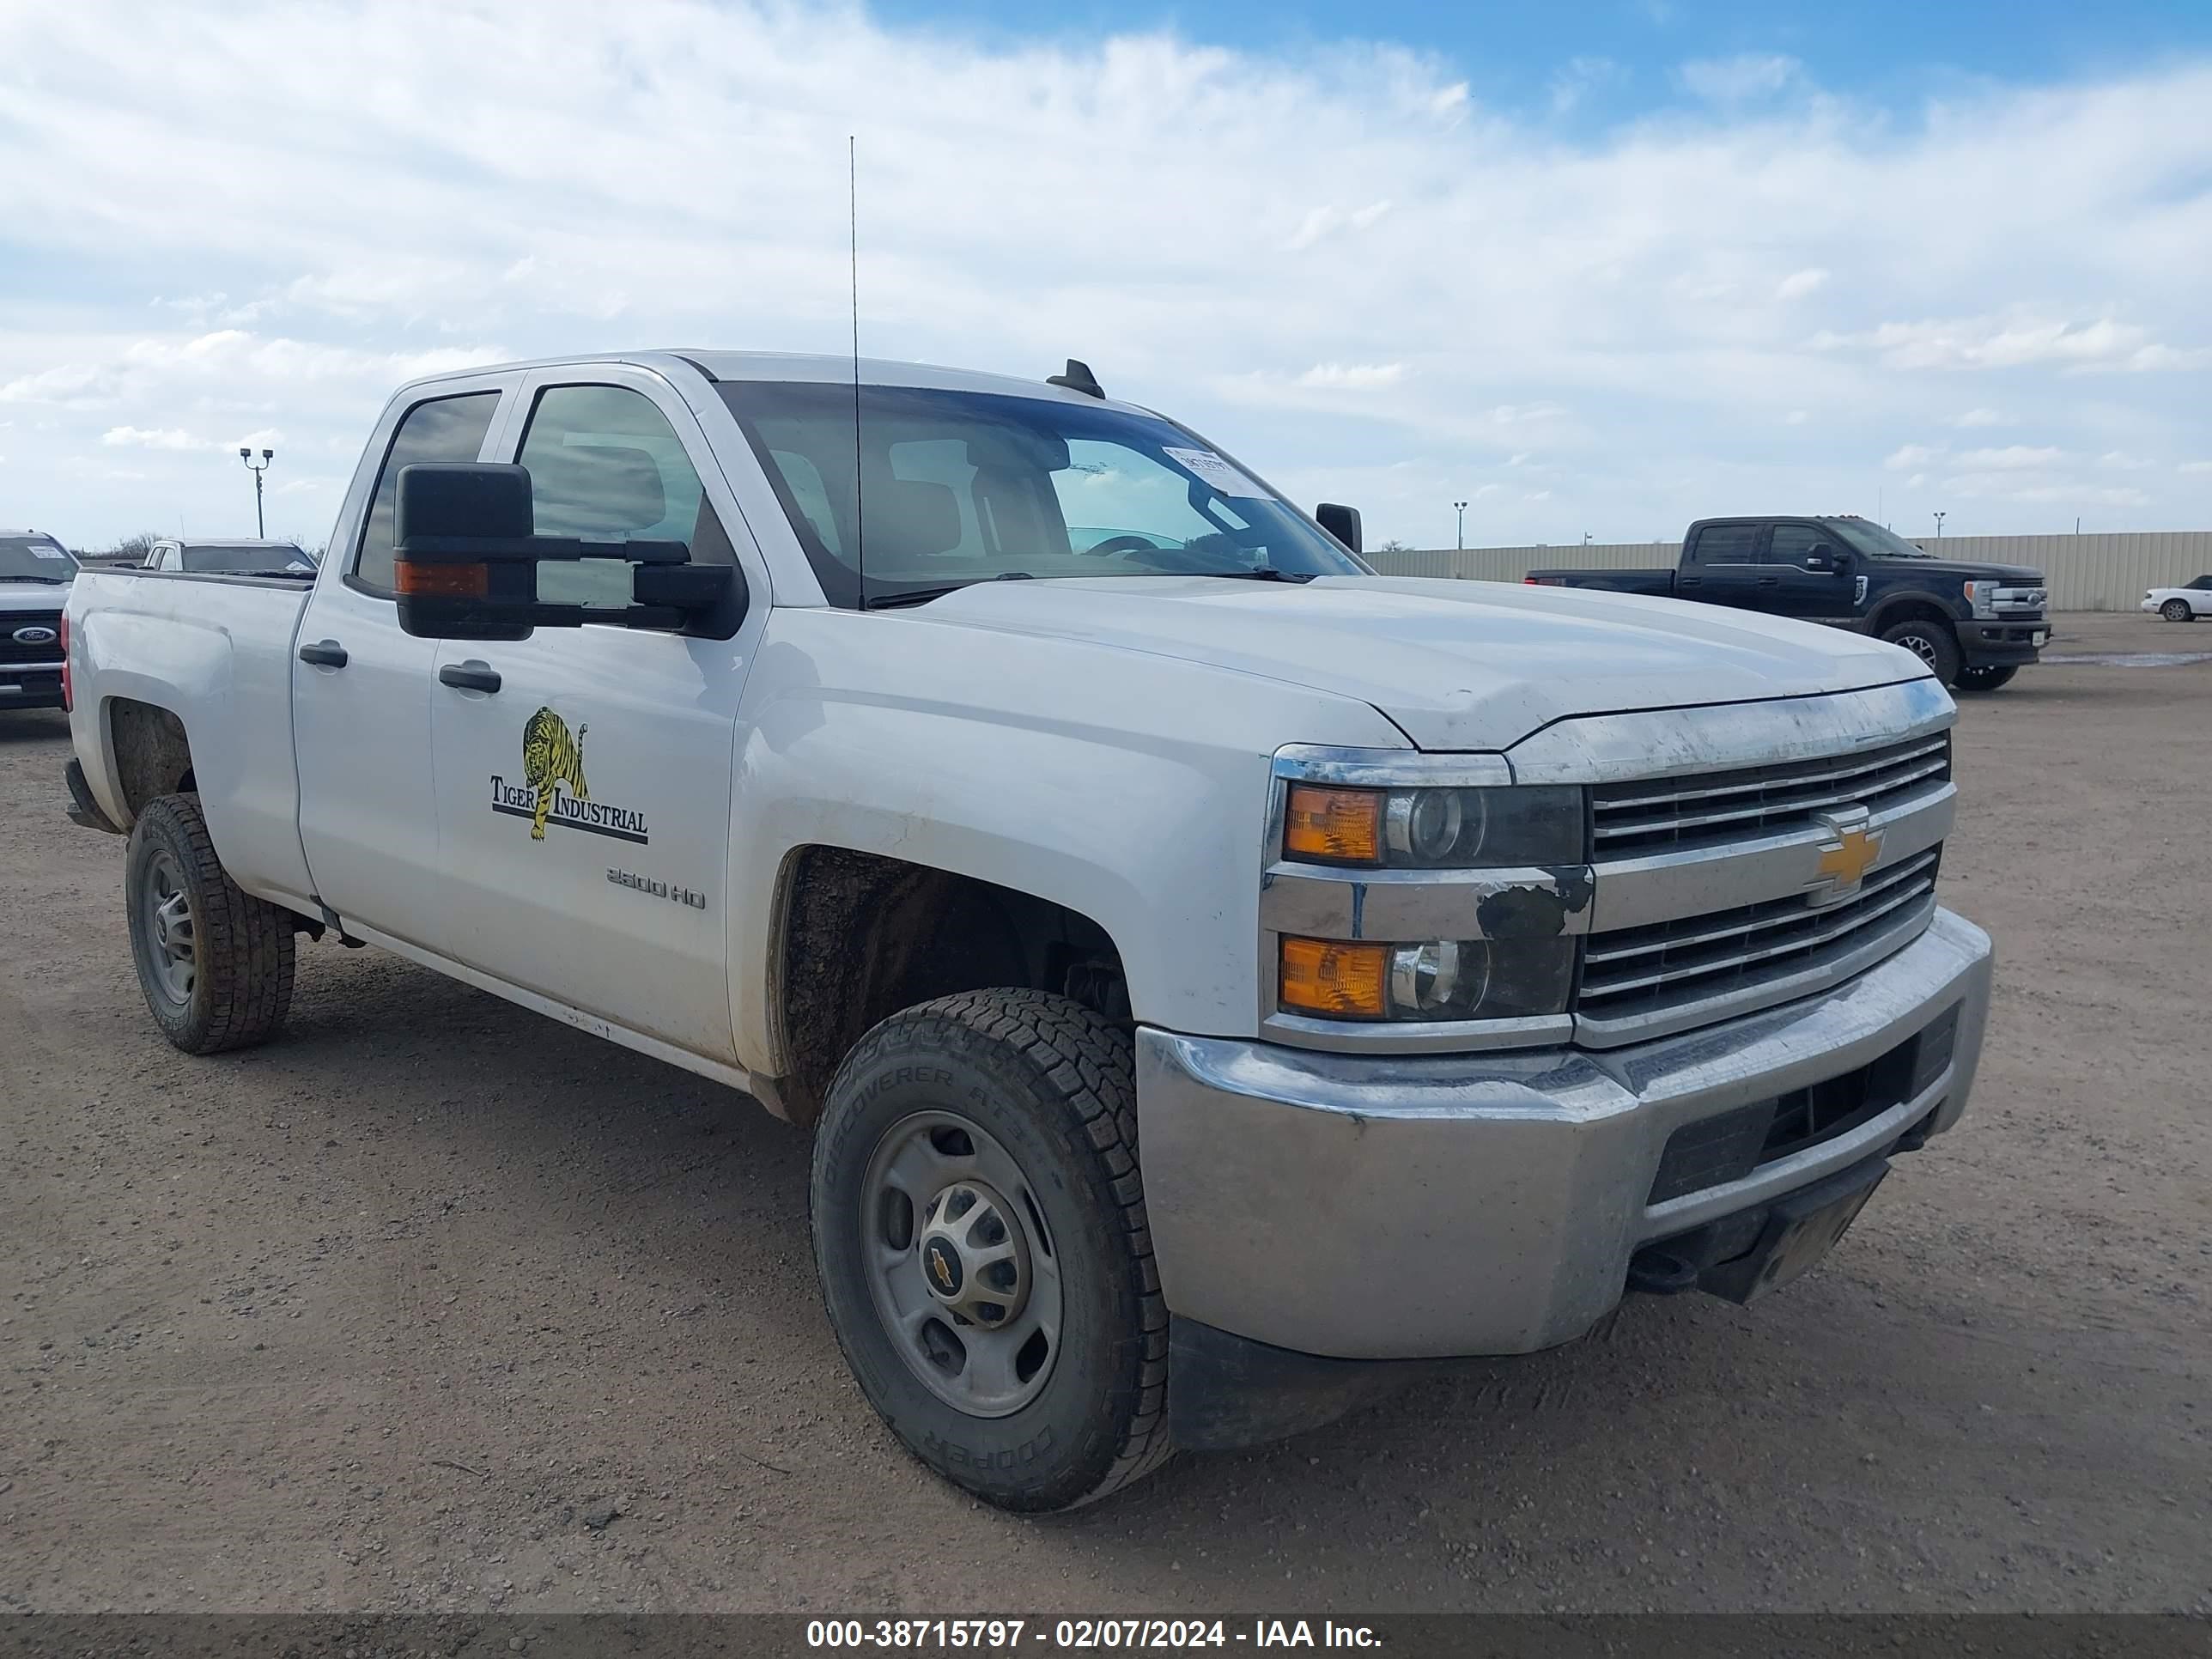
[489, 707, 650, 845]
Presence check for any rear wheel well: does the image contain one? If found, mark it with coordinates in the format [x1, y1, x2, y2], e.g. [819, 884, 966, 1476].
[107, 700, 196, 819]
[769, 847, 1129, 1128]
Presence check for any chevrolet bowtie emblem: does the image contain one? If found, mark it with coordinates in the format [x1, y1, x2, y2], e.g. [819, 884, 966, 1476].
[1811, 808, 1883, 901]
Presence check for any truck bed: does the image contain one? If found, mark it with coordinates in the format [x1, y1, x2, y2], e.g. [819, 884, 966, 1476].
[1522, 567, 1677, 594]
[66, 567, 317, 908]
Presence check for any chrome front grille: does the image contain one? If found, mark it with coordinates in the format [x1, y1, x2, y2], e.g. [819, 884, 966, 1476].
[1590, 734, 1950, 854]
[1580, 848, 1941, 1020]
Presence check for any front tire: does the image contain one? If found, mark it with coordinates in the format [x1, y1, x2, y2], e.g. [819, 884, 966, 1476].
[810, 989, 1170, 1511]
[125, 793, 296, 1054]
[1880, 618, 1964, 687]
[2161, 599, 2193, 623]
[1954, 664, 2020, 692]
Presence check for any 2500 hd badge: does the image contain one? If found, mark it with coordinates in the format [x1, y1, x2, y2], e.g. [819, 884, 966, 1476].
[606, 866, 707, 909]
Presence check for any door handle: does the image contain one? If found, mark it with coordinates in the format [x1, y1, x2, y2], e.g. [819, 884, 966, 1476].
[1677, 577, 1703, 588]
[1757, 575, 1781, 586]
[297, 640, 348, 668]
[439, 661, 501, 694]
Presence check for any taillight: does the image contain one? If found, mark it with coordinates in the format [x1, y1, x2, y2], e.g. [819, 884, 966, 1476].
[59, 611, 71, 712]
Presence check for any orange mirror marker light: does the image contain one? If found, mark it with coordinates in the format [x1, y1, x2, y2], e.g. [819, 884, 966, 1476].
[1284, 784, 1382, 864]
[1279, 936, 1391, 1018]
[393, 560, 489, 598]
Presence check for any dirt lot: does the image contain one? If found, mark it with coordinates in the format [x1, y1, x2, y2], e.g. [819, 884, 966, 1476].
[4, 611, 2208, 1616]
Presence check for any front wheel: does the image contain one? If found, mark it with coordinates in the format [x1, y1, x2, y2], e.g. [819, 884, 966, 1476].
[1880, 618, 1964, 687]
[125, 793, 296, 1054]
[810, 989, 1170, 1511]
[2161, 599, 2194, 623]
[1954, 664, 2020, 692]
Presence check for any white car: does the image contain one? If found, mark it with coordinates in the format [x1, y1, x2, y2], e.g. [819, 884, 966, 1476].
[2142, 576, 2212, 621]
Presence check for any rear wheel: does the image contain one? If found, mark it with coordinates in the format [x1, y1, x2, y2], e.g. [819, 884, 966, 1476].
[2161, 599, 2193, 623]
[810, 988, 1170, 1511]
[125, 793, 295, 1054]
[1880, 618, 1963, 687]
[1954, 664, 2019, 692]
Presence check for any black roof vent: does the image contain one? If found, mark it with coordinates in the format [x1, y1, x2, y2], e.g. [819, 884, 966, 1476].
[1046, 358, 1104, 398]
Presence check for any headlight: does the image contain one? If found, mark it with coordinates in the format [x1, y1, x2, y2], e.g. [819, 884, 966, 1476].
[1283, 783, 1584, 868]
[1279, 934, 1576, 1022]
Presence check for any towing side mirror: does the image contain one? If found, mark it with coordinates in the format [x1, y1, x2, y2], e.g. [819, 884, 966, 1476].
[1315, 502, 1363, 556]
[393, 462, 738, 641]
[1802, 544, 1844, 574]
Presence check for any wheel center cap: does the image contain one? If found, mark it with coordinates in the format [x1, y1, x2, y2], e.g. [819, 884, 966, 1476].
[915, 1178, 1031, 1325]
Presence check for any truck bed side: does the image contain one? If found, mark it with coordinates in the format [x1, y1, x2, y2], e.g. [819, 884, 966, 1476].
[66, 568, 318, 910]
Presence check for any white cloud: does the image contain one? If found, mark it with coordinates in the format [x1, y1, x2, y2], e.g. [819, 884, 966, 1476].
[2098, 450, 2154, 471]
[1784, 410, 1808, 424]
[1549, 56, 1626, 115]
[1954, 445, 2066, 471]
[1886, 444, 1943, 471]
[1776, 268, 1829, 301]
[2181, 460, 2212, 475]
[0, 6, 2205, 543]
[1812, 315, 2208, 373]
[1678, 54, 1801, 102]
[101, 425, 205, 451]
[1297, 362, 1407, 389]
[1953, 407, 2010, 427]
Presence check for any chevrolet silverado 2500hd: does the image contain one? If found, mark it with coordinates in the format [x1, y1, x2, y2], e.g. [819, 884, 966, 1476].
[64, 351, 1993, 1511]
[1527, 515, 2049, 690]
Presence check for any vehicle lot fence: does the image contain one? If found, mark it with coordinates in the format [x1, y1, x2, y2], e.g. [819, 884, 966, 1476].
[1365, 530, 2212, 611]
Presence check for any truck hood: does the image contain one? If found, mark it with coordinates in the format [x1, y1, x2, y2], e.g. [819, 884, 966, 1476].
[0, 578, 74, 612]
[1875, 558, 2043, 583]
[905, 574, 1931, 751]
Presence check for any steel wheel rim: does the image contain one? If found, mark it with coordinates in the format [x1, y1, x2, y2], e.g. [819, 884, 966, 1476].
[137, 851, 197, 1006]
[860, 1110, 1062, 1419]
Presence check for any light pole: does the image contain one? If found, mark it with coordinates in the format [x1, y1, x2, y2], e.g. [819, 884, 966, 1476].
[240, 447, 274, 538]
[1932, 510, 1946, 539]
[1454, 501, 1468, 550]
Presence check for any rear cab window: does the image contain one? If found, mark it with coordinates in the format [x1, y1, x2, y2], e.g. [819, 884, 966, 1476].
[1688, 523, 1761, 565]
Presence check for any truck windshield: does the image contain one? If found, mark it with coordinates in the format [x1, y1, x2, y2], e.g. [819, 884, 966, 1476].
[0, 535, 78, 580]
[181, 543, 313, 574]
[720, 381, 1364, 607]
[1831, 520, 1933, 561]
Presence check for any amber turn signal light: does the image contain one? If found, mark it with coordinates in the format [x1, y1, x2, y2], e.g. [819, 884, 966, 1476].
[393, 560, 488, 598]
[1278, 936, 1391, 1018]
[1284, 784, 1382, 864]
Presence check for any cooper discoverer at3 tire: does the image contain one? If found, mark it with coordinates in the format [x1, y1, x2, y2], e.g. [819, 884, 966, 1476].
[809, 988, 1170, 1511]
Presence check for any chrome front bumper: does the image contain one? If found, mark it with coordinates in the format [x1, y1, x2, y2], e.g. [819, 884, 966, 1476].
[1136, 908, 1992, 1361]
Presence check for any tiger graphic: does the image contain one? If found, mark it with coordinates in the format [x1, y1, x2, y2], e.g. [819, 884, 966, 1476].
[521, 707, 588, 841]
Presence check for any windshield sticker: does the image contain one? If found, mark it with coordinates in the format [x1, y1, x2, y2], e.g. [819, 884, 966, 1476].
[1164, 447, 1268, 499]
[31, 545, 65, 560]
[489, 707, 650, 845]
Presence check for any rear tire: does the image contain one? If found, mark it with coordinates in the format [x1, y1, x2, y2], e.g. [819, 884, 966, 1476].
[1954, 664, 2019, 692]
[125, 793, 295, 1054]
[810, 988, 1170, 1512]
[1880, 618, 1963, 687]
[2161, 599, 2193, 623]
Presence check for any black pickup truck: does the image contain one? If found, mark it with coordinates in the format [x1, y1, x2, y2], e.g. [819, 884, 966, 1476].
[1525, 515, 2049, 690]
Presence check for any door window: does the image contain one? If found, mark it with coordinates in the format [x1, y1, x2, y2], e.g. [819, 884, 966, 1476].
[1766, 526, 1830, 568]
[1691, 523, 1759, 564]
[350, 392, 501, 596]
[515, 384, 730, 609]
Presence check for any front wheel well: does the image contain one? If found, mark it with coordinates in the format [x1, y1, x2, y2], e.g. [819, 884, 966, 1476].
[1868, 597, 1957, 635]
[768, 847, 1129, 1128]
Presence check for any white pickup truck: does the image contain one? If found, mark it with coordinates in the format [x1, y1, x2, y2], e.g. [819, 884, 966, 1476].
[64, 349, 1993, 1511]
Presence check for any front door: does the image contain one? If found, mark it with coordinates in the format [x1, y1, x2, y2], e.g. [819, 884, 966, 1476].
[1764, 523, 1859, 621]
[294, 380, 514, 951]
[427, 370, 760, 1064]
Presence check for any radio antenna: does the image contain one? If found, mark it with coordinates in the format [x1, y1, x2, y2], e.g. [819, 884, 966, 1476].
[848, 134, 866, 607]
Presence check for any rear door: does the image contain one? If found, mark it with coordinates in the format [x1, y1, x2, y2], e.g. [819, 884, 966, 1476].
[426, 367, 767, 1064]
[1675, 521, 1765, 609]
[293, 377, 517, 950]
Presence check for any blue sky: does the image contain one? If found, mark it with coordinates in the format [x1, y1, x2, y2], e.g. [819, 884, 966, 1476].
[2, 1, 2209, 550]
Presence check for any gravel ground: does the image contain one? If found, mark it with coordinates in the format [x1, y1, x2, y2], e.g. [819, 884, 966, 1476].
[3, 611, 2208, 1615]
